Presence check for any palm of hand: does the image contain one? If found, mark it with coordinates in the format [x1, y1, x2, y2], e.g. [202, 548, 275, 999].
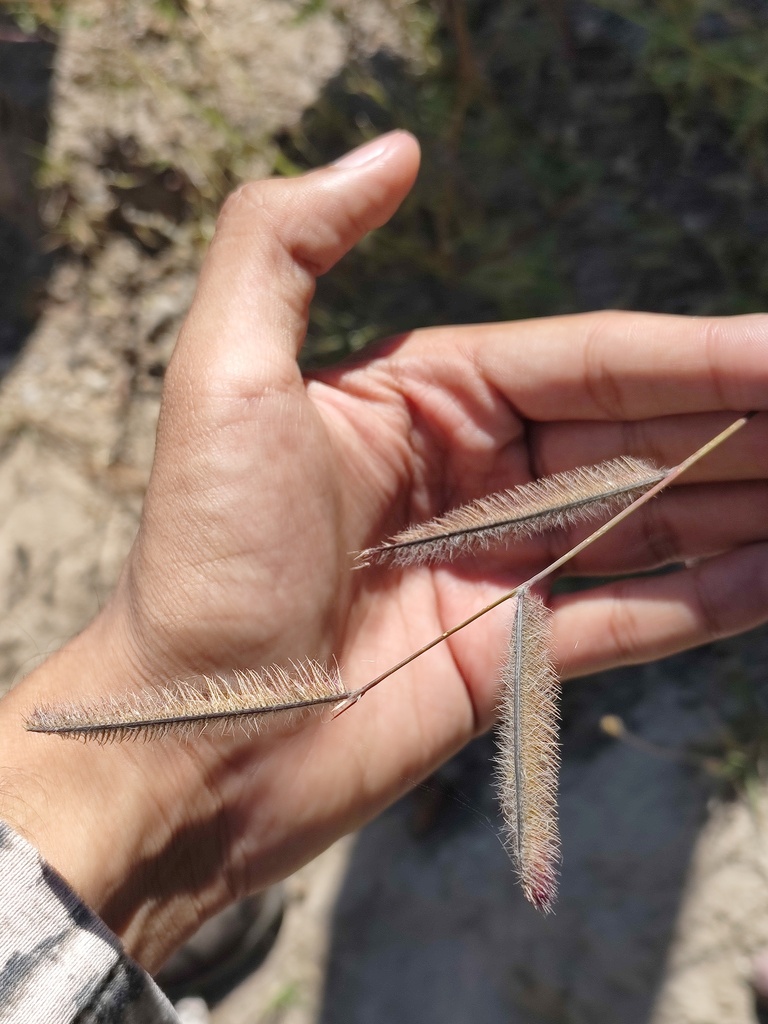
[131, 334, 534, 722]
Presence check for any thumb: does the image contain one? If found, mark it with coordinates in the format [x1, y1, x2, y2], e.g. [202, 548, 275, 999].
[171, 130, 420, 394]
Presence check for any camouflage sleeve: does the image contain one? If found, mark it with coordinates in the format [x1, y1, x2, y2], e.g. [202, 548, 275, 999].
[0, 821, 180, 1024]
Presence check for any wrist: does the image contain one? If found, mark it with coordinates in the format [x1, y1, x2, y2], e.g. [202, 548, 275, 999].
[0, 607, 233, 970]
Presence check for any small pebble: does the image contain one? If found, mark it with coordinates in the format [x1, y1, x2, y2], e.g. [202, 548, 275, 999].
[174, 996, 211, 1024]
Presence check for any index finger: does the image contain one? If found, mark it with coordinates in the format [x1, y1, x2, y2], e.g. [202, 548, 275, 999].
[423, 310, 768, 422]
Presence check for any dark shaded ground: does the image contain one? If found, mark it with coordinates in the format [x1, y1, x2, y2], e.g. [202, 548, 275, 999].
[0, 13, 56, 373]
[318, 630, 768, 1024]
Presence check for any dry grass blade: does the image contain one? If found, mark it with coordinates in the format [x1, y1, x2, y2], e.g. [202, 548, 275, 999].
[355, 457, 665, 567]
[25, 661, 348, 741]
[496, 590, 561, 912]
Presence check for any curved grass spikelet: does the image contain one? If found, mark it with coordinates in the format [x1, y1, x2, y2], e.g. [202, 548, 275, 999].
[496, 590, 561, 912]
[355, 457, 666, 568]
[25, 661, 348, 741]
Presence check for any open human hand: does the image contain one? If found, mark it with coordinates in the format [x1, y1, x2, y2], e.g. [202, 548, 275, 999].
[2, 130, 768, 971]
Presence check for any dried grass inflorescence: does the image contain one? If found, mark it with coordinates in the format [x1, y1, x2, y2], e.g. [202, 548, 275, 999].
[496, 590, 561, 911]
[26, 662, 347, 741]
[355, 457, 665, 567]
[24, 413, 755, 910]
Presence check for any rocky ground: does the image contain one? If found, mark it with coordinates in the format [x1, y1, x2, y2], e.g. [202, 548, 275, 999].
[3, 2, 768, 1022]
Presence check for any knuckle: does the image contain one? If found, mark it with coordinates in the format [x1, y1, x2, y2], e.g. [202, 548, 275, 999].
[691, 561, 728, 639]
[221, 178, 272, 216]
[699, 318, 731, 409]
[528, 425, 554, 480]
[581, 313, 627, 419]
[217, 178, 289, 238]
[639, 495, 681, 567]
[620, 417, 669, 471]
[605, 582, 645, 663]
[619, 418, 646, 459]
[217, 178, 318, 275]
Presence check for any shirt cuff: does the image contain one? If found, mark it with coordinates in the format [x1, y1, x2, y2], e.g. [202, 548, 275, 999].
[0, 820, 179, 1023]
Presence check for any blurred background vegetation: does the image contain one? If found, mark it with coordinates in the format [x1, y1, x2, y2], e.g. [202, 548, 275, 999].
[288, 0, 768, 363]
[5, 0, 768, 367]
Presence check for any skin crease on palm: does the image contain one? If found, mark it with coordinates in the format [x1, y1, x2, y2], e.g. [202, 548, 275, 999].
[2, 130, 768, 972]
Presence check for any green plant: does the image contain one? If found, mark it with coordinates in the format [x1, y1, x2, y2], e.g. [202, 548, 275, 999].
[269, 0, 768, 367]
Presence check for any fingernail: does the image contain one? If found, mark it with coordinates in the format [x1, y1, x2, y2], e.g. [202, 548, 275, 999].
[332, 132, 398, 169]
